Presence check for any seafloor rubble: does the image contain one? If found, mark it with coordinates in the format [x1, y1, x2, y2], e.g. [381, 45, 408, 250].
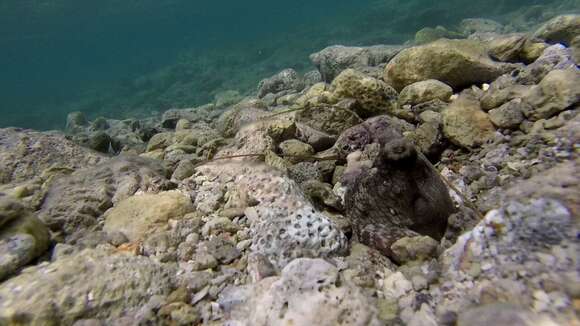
[0, 14, 579, 326]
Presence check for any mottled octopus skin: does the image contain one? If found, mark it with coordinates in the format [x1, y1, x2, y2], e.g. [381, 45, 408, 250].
[345, 139, 454, 260]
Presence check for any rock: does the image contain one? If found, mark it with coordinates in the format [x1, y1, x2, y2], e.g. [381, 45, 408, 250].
[215, 100, 269, 137]
[410, 120, 447, 158]
[415, 26, 463, 44]
[439, 198, 576, 321]
[66, 111, 88, 133]
[278, 139, 315, 163]
[384, 39, 513, 91]
[247, 253, 277, 282]
[571, 35, 580, 63]
[484, 33, 529, 63]
[104, 191, 193, 242]
[214, 90, 243, 108]
[189, 163, 347, 268]
[0, 128, 106, 186]
[310, 45, 402, 82]
[201, 217, 238, 236]
[89, 117, 109, 131]
[442, 95, 496, 148]
[226, 258, 382, 326]
[175, 119, 192, 131]
[288, 162, 324, 184]
[333, 115, 415, 160]
[216, 114, 295, 158]
[399, 80, 453, 106]
[480, 76, 530, 111]
[344, 137, 454, 260]
[517, 44, 577, 84]
[0, 195, 50, 281]
[303, 70, 322, 86]
[521, 68, 580, 121]
[488, 99, 526, 129]
[172, 160, 195, 181]
[330, 69, 399, 118]
[532, 14, 580, 46]
[301, 180, 343, 211]
[343, 242, 396, 288]
[390, 236, 439, 264]
[161, 104, 216, 128]
[264, 150, 291, 172]
[39, 156, 171, 242]
[257, 68, 304, 98]
[87, 131, 113, 153]
[457, 303, 558, 326]
[203, 237, 240, 264]
[295, 102, 361, 136]
[460, 18, 504, 35]
[382, 271, 413, 300]
[146, 132, 174, 152]
[0, 248, 175, 324]
[295, 123, 337, 152]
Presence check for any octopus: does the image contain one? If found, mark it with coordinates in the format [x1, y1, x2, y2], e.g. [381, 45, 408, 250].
[343, 135, 455, 261]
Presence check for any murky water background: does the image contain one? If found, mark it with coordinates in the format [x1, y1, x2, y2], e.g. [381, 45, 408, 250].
[0, 0, 577, 129]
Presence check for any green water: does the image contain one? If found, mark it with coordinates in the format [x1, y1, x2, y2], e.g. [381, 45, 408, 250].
[0, 0, 577, 130]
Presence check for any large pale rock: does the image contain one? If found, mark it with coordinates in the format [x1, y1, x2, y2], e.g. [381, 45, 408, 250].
[185, 162, 347, 268]
[39, 156, 171, 242]
[533, 14, 580, 46]
[522, 68, 580, 121]
[310, 45, 402, 82]
[257, 69, 304, 98]
[398, 79, 453, 106]
[0, 128, 106, 186]
[437, 198, 576, 323]
[223, 258, 381, 326]
[0, 195, 50, 281]
[0, 248, 175, 325]
[330, 69, 398, 118]
[104, 191, 193, 242]
[215, 98, 269, 137]
[457, 303, 558, 326]
[442, 95, 495, 148]
[384, 39, 512, 91]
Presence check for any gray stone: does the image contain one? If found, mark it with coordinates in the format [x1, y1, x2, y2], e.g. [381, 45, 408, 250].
[310, 45, 402, 82]
[385, 39, 514, 91]
[0, 128, 106, 186]
[257, 69, 304, 98]
[458, 303, 557, 326]
[226, 258, 382, 325]
[442, 95, 496, 148]
[0, 248, 175, 325]
[39, 156, 171, 243]
[488, 99, 526, 129]
[522, 68, 580, 121]
[0, 195, 50, 281]
[399, 79, 453, 106]
[295, 123, 337, 152]
[533, 14, 580, 46]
